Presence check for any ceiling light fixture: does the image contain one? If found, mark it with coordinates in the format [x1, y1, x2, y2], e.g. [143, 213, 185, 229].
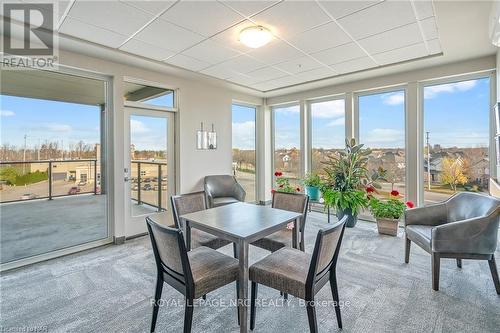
[239, 26, 273, 48]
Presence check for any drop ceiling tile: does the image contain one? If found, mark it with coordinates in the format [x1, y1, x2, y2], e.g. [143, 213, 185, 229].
[413, 0, 434, 20]
[226, 73, 261, 86]
[166, 54, 211, 71]
[420, 17, 438, 40]
[318, 0, 382, 19]
[121, 1, 176, 15]
[260, 75, 305, 89]
[274, 56, 323, 74]
[288, 22, 352, 54]
[68, 1, 154, 36]
[427, 38, 442, 54]
[373, 42, 428, 65]
[294, 67, 336, 82]
[311, 42, 366, 66]
[221, 1, 279, 17]
[120, 38, 175, 61]
[248, 40, 304, 65]
[216, 55, 266, 74]
[134, 19, 205, 52]
[251, 1, 331, 39]
[335, 56, 377, 74]
[182, 39, 241, 65]
[247, 66, 288, 82]
[200, 65, 241, 80]
[358, 23, 422, 54]
[338, 1, 416, 40]
[59, 17, 128, 48]
[160, 1, 244, 37]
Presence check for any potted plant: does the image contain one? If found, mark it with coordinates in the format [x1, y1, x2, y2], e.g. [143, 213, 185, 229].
[302, 172, 321, 201]
[273, 171, 301, 194]
[368, 189, 415, 236]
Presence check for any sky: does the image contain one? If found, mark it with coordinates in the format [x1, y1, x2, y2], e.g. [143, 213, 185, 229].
[232, 104, 256, 150]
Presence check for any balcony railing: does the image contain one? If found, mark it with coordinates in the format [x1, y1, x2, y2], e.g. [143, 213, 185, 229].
[0, 160, 99, 204]
[130, 160, 167, 212]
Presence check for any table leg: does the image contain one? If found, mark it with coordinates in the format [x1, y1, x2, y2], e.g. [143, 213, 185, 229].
[185, 221, 191, 251]
[292, 218, 299, 249]
[238, 240, 249, 333]
[328, 206, 331, 224]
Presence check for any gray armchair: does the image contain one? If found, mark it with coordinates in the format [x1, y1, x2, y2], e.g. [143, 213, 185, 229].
[204, 175, 246, 208]
[405, 192, 500, 293]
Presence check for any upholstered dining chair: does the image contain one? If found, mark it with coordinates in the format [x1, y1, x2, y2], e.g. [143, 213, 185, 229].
[146, 217, 239, 333]
[251, 191, 309, 252]
[204, 175, 246, 208]
[249, 216, 347, 332]
[405, 192, 500, 294]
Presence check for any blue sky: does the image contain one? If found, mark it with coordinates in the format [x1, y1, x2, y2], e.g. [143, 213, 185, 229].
[232, 104, 256, 150]
[130, 115, 168, 151]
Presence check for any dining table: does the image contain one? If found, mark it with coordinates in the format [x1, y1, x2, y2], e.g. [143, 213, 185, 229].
[180, 202, 303, 333]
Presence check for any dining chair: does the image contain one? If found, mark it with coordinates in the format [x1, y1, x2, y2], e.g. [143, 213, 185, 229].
[146, 217, 240, 333]
[249, 216, 347, 332]
[251, 191, 309, 252]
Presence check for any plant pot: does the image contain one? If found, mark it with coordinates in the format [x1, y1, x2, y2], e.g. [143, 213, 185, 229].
[376, 217, 400, 236]
[336, 208, 358, 228]
[305, 186, 320, 201]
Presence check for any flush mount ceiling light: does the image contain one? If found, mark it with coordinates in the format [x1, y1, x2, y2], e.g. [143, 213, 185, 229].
[239, 26, 273, 48]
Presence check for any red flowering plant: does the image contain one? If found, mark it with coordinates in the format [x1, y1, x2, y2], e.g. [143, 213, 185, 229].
[273, 171, 301, 194]
[368, 189, 415, 220]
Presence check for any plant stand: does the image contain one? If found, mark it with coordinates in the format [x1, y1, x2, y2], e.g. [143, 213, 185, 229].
[308, 200, 331, 223]
[376, 218, 399, 236]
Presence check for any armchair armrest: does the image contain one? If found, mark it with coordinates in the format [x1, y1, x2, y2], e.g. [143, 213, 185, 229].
[432, 215, 499, 254]
[405, 203, 447, 227]
[233, 180, 246, 202]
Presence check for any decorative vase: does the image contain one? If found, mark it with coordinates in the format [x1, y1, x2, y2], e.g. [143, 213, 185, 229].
[376, 217, 400, 236]
[305, 186, 320, 201]
[336, 208, 357, 228]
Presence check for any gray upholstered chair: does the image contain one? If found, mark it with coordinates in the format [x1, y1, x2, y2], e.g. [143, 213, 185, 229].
[171, 191, 232, 250]
[405, 192, 500, 293]
[251, 191, 309, 252]
[204, 175, 246, 208]
[146, 217, 239, 333]
[249, 217, 347, 332]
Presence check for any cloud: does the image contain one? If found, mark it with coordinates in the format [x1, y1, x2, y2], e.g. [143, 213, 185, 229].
[364, 128, 404, 148]
[130, 119, 149, 134]
[0, 110, 15, 117]
[311, 100, 345, 118]
[381, 92, 404, 105]
[232, 121, 255, 150]
[32, 123, 73, 133]
[327, 117, 345, 127]
[424, 80, 477, 99]
[274, 105, 300, 113]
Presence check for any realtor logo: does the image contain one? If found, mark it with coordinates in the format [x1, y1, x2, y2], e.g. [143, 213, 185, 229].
[2, 2, 58, 69]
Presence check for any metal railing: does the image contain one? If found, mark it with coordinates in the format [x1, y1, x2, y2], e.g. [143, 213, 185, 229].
[0, 159, 99, 204]
[130, 160, 167, 212]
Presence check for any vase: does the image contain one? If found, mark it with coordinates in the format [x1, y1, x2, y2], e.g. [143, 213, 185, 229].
[336, 208, 357, 228]
[376, 217, 400, 236]
[305, 186, 320, 201]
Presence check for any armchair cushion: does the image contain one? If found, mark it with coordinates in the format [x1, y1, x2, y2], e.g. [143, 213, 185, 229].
[405, 225, 433, 253]
[213, 197, 240, 207]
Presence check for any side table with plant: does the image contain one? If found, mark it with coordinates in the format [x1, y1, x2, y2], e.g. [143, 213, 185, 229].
[368, 189, 414, 236]
[302, 172, 321, 201]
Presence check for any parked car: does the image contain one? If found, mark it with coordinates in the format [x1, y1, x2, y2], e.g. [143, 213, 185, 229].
[143, 184, 152, 191]
[78, 181, 87, 186]
[132, 184, 138, 191]
[144, 178, 151, 183]
[20, 193, 37, 200]
[68, 187, 81, 195]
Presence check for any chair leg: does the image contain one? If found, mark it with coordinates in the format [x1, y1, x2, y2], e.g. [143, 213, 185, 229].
[184, 297, 194, 333]
[432, 252, 440, 291]
[283, 292, 288, 300]
[405, 237, 411, 264]
[233, 242, 239, 259]
[250, 282, 258, 330]
[150, 276, 163, 333]
[330, 270, 343, 329]
[305, 297, 318, 333]
[236, 281, 240, 326]
[488, 255, 500, 295]
[456, 259, 462, 269]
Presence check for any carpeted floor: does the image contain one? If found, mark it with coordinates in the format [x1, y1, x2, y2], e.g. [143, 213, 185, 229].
[1, 212, 499, 332]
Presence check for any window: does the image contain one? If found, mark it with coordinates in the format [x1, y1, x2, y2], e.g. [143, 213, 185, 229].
[124, 81, 174, 108]
[273, 104, 301, 187]
[358, 90, 406, 199]
[232, 104, 256, 202]
[310, 99, 345, 175]
[423, 77, 490, 204]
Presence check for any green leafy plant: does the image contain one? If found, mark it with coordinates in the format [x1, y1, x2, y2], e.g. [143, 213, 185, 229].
[303, 172, 321, 187]
[368, 190, 415, 219]
[321, 187, 368, 216]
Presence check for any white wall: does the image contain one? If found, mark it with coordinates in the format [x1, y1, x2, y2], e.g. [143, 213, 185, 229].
[56, 49, 263, 238]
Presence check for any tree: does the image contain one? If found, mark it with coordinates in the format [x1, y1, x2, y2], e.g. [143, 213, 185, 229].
[441, 157, 468, 191]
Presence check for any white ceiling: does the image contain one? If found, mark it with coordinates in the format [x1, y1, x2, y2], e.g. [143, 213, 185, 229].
[48, 0, 445, 92]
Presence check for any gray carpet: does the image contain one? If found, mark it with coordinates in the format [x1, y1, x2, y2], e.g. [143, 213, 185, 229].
[1, 212, 499, 332]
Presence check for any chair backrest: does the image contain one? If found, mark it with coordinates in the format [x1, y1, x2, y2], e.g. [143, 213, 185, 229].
[171, 191, 207, 229]
[446, 192, 500, 222]
[204, 175, 238, 198]
[146, 217, 192, 284]
[307, 216, 347, 285]
[272, 191, 309, 232]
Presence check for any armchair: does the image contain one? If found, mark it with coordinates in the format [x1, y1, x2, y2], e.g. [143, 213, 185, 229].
[204, 175, 246, 208]
[405, 192, 500, 293]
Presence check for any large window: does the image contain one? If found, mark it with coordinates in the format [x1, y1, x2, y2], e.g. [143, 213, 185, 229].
[273, 104, 301, 187]
[232, 104, 256, 202]
[423, 77, 490, 204]
[310, 99, 345, 175]
[359, 90, 406, 198]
